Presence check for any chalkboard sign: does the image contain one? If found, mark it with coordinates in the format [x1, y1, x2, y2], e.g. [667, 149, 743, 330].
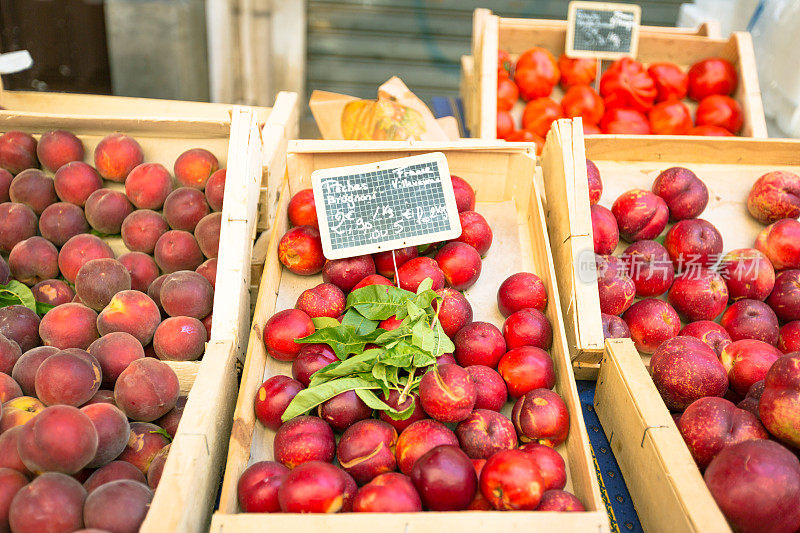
[566, 1, 641, 60]
[311, 153, 462, 260]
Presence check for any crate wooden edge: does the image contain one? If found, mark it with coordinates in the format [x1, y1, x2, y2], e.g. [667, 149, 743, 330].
[140, 107, 266, 533]
[730, 31, 767, 138]
[541, 119, 605, 365]
[257, 91, 300, 232]
[210, 512, 609, 532]
[594, 339, 731, 533]
[460, 55, 476, 137]
[0, 80, 273, 125]
[523, 148, 607, 525]
[469, 8, 765, 140]
[213, 143, 608, 530]
[217, 177, 291, 516]
[143, 91, 297, 530]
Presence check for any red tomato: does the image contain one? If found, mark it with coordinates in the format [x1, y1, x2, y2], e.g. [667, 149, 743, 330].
[582, 122, 602, 135]
[648, 100, 692, 134]
[561, 85, 604, 125]
[557, 54, 597, 89]
[695, 94, 743, 134]
[599, 58, 657, 113]
[522, 97, 563, 138]
[600, 108, 651, 134]
[647, 63, 688, 102]
[497, 78, 519, 111]
[497, 110, 515, 139]
[505, 129, 545, 155]
[688, 58, 738, 101]
[498, 50, 512, 79]
[687, 125, 734, 136]
[514, 48, 559, 100]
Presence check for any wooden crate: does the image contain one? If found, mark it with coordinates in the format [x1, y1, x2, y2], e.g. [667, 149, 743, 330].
[210, 141, 608, 532]
[464, 8, 766, 140]
[0, 92, 298, 532]
[594, 339, 730, 533]
[552, 131, 800, 530]
[541, 121, 800, 375]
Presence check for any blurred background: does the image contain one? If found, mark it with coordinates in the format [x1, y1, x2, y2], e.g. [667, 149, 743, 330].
[1, 0, 795, 136]
[0, 0, 691, 105]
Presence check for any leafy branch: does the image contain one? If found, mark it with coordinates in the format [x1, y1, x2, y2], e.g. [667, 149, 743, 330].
[281, 277, 454, 422]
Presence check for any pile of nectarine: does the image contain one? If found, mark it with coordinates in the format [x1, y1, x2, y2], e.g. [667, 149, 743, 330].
[238, 175, 581, 513]
[0, 128, 223, 531]
[588, 160, 800, 532]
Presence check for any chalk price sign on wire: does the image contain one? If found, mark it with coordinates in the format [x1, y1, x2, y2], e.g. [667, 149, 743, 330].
[566, 1, 642, 60]
[311, 152, 462, 260]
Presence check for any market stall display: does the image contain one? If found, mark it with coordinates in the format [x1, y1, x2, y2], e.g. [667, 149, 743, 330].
[541, 119, 800, 531]
[0, 92, 298, 532]
[210, 141, 608, 531]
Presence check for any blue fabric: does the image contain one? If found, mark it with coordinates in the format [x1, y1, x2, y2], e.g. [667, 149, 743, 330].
[430, 96, 469, 137]
[577, 380, 643, 532]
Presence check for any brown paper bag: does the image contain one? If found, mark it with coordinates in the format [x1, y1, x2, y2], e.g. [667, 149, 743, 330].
[309, 77, 456, 141]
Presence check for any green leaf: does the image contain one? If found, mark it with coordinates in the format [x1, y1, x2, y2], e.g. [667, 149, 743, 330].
[411, 320, 434, 352]
[379, 339, 436, 370]
[340, 308, 378, 336]
[346, 284, 416, 321]
[282, 376, 381, 422]
[414, 289, 439, 311]
[410, 319, 453, 357]
[412, 350, 437, 367]
[312, 316, 341, 329]
[432, 322, 455, 356]
[149, 427, 173, 442]
[416, 277, 433, 295]
[405, 300, 425, 322]
[35, 301, 55, 316]
[379, 346, 413, 368]
[386, 365, 401, 388]
[371, 363, 391, 395]
[89, 229, 114, 238]
[355, 388, 415, 420]
[298, 326, 382, 360]
[0, 281, 36, 313]
[371, 362, 386, 383]
[373, 325, 411, 345]
[308, 348, 382, 386]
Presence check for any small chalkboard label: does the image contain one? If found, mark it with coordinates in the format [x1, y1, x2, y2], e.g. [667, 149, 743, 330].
[311, 153, 462, 260]
[566, 1, 641, 60]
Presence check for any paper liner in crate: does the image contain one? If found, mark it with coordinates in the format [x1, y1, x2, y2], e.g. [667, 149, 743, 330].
[309, 77, 459, 141]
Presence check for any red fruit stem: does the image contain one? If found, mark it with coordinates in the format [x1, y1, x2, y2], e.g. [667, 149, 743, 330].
[398, 367, 415, 404]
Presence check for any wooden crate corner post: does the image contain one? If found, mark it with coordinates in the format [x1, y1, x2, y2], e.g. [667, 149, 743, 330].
[540, 119, 604, 368]
[731, 31, 767, 138]
[472, 8, 499, 140]
[141, 107, 263, 533]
